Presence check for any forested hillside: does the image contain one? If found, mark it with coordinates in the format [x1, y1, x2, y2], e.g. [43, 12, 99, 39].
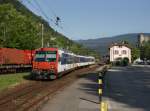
[77, 33, 150, 55]
[0, 0, 100, 58]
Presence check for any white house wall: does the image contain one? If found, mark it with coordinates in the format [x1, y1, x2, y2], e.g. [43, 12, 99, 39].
[110, 46, 131, 63]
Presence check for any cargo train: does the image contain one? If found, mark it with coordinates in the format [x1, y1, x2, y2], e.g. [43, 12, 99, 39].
[0, 48, 34, 73]
[31, 48, 95, 79]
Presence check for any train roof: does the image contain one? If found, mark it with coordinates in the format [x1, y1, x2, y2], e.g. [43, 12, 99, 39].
[36, 47, 58, 51]
[36, 47, 95, 59]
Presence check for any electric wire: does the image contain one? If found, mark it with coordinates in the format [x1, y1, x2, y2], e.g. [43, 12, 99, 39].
[20, 0, 74, 39]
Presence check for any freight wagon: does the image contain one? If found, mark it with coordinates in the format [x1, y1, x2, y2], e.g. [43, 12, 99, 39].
[31, 48, 95, 79]
[0, 48, 34, 73]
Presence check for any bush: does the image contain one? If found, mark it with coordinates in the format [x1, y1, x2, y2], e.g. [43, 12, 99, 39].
[122, 57, 129, 66]
[113, 57, 129, 66]
[115, 61, 121, 66]
[115, 58, 122, 66]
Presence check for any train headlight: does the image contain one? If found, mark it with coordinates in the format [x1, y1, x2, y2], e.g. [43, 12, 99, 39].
[50, 66, 54, 69]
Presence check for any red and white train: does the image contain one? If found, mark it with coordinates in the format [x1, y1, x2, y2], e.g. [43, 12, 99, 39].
[31, 48, 95, 79]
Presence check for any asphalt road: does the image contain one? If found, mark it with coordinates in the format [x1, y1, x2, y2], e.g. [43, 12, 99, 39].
[103, 65, 150, 111]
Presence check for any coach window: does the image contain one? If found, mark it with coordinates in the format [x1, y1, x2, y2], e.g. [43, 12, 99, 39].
[68, 54, 71, 64]
[61, 53, 67, 64]
[77, 57, 80, 63]
[70, 55, 74, 64]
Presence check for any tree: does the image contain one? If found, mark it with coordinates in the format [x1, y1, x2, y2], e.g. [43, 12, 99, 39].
[140, 41, 150, 60]
[0, 3, 100, 59]
[131, 47, 140, 62]
[122, 57, 129, 66]
[0, 3, 40, 49]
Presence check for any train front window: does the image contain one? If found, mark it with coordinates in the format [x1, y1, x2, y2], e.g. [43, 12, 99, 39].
[35, 51, 57, 62]
[45, 51, 57, 62]
[35, 51, 45, 62]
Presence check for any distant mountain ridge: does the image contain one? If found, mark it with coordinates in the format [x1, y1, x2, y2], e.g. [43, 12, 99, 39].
[77, 33, 150, 55]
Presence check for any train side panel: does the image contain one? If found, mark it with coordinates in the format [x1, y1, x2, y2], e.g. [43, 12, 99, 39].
[0, 48, 33, 73]
[32, 48, 95, 79]
[0, 48, 24, 65]
[24, 50, 34, 64]
[57, 50, 95, 74]
[0, 48, 33, 65]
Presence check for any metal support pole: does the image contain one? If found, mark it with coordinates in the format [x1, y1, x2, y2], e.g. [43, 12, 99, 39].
[98, 74, 103, 102]
[41, 23, 44, 48]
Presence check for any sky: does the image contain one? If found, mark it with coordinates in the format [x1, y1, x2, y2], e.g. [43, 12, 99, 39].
[21, 0, 150, 40]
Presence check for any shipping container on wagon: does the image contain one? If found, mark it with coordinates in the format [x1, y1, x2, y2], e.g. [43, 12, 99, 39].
[24, 50, 33, 64]
[0, 48, 31, 65]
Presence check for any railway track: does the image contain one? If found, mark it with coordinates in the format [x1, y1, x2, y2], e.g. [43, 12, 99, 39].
[0, 65, 99, 111]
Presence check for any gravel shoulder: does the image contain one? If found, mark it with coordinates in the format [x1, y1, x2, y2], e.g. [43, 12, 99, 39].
[0, 65, 99, 111]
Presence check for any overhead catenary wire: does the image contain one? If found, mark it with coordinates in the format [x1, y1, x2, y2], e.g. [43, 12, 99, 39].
[43, 0, 62, 28]
[33, 0, 62, 28]
[25, 0, 57, 28]
[19, 0, 41, 14]
[20, 0, 75, 39]
[44, 0, 58, 18]
[34, 0, 51, 22]
[19, 0, 49, 21]
[21, 0, 63, 29]
[26, 0, 44, 17]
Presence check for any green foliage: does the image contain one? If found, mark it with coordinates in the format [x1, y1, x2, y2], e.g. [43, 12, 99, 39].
[0, 73, 29, 91]
[140, 41, 150, 60]
[118, 40, 140, 62]
[0, 4, 40, 49]
[0, 2, 100, 58]
[131, 47, 140, 62]
[115, 58, 122, 66]
[122, 57, 129, 66]
[114, 57, 129, 66]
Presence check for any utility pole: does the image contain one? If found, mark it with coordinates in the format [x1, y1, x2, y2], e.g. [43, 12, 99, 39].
[3, 24, 6, 45]
[41, 23, 44, 48]
[3, 26, 6, 43]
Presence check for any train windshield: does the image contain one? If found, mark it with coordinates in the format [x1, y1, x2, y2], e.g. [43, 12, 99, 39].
[35, 51, 57, 62]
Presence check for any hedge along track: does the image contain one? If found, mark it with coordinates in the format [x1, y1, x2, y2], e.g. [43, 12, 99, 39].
[0, 65, 99, 111]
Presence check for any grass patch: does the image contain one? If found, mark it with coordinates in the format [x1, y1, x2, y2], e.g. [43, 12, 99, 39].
[0, 73, 30, 91]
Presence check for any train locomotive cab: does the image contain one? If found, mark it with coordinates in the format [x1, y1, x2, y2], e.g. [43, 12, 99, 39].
[32, 48, 58, 79]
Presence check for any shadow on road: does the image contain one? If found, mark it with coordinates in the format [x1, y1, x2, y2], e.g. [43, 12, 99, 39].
[103, 66, 150, 111]
[77, 66, 150, 111]
[77, 72, 99, 97]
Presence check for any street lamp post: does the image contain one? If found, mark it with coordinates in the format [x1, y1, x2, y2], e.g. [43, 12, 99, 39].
[41, 23, 44, 48]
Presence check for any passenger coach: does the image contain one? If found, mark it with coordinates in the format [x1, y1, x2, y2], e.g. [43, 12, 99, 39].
[31, 48, 95, 79]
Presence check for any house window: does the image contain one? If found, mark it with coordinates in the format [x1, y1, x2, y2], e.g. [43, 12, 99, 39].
[114, 50, 119, 55]
[122, 50, 127, 54]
